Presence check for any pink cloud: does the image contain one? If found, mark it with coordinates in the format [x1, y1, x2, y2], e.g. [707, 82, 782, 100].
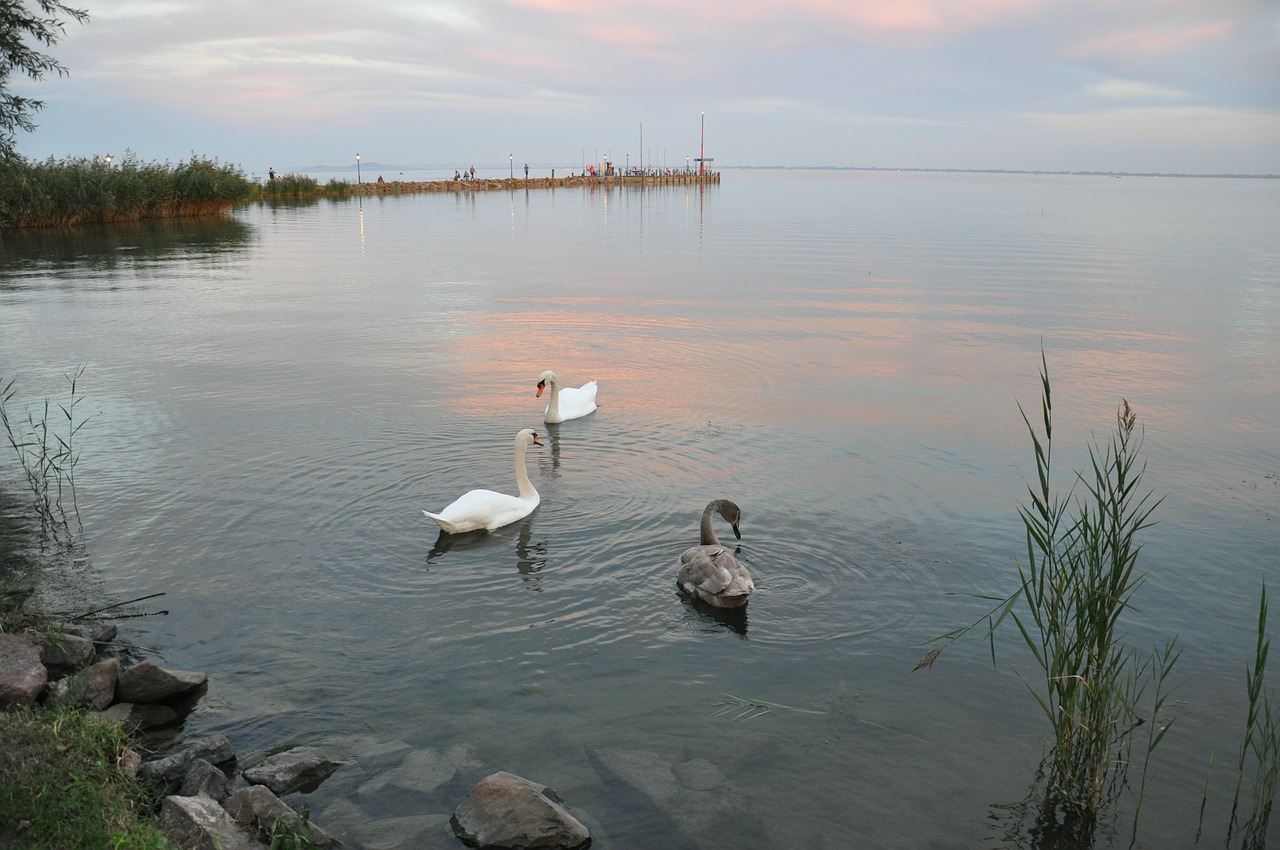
[507, 0, 590, 11]
[507, 0, 1041, 42]
[578, 22, 670, 50]
[1067, 20, 1232, 59]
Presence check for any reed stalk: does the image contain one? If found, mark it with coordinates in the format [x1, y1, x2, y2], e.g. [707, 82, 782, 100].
[1224, 584, 1280, 849]
[0, 367, 90, 539]
[920, 352, 1173, 821]
[1014, 355, 1167, 808]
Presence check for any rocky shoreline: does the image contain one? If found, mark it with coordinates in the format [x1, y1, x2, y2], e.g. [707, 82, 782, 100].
[1, 611, 760, 849]
[0, 619, 594, 849]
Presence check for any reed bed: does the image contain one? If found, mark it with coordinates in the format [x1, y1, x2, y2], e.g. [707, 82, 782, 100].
[257, 172, 320, 199]
[0, 153, 252, 228]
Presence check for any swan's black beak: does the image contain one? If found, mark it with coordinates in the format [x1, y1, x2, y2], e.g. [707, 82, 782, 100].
[536, 380, 546, 398]
[732, 522, 741, 539]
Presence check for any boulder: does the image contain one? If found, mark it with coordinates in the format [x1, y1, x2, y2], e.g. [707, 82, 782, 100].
[242, 745, 350, 795]
[451, 771, 590, 850]
[224, 785, 340, 848]
[116, 659, 207, 703]
[47, 657, 119, 709]
[139, 734, 236, 790]
[180, 758, 233, 802]
[0, 633, 46, 709]
[40, 631, 96, 672]
[100, 700, 179, 732]
[55, 620, 118, 645]
[159, 794, 266, 850]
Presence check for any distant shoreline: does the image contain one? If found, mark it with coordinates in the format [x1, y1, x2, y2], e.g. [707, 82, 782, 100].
[730, 166, 1279, 179]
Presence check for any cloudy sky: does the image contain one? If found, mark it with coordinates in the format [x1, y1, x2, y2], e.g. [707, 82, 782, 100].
[13, 0, 1280, 176]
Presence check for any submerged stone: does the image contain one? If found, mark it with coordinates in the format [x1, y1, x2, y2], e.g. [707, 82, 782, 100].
[242, 745, 350, 795]
[451, 771, 590, 850]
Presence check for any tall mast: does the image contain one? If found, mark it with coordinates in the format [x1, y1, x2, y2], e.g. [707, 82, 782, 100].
[699, 112, 705, 174]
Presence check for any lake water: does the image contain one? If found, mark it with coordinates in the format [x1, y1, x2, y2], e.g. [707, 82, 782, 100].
[2, 169, 1278, 848]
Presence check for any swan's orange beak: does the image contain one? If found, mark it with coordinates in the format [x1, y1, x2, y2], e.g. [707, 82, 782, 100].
[532, 434, 545, 446]
[536, 381, 546, 398]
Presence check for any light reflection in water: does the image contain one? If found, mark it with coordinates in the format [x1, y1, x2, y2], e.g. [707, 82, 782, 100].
[0, 172, 1276, 850]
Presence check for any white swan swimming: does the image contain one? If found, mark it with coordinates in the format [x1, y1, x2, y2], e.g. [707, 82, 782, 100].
[536, 370, 598, 424]
[422, 428, 544, 534]
[676, 499, 755, 608]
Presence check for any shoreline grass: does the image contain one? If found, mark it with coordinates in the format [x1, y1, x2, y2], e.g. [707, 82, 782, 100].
[0, 705, 168, 849]
[0, 153, 253, 228]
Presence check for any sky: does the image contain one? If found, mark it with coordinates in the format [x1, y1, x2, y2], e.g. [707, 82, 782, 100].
[12, 0, 1280, 177]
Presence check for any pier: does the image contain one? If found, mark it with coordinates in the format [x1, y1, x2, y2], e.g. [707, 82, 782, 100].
[347, 171, 720, 197]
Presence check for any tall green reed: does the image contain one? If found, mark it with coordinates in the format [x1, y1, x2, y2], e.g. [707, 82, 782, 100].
[1015, 354, 1168, 808]
[919, 352, 1174, 819]
[1223, 584, 1280, 849]
[0, 367, 89, 539]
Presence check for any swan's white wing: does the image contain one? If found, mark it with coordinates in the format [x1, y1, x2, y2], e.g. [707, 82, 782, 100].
[555, 381, 598, 421]
[424, 488, 537, 533]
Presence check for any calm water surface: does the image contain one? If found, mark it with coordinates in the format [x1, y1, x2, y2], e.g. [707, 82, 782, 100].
[2, 170, 1278, 848]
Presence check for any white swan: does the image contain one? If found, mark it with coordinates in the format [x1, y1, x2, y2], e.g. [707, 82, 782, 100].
[676, 499, 755, 608]
[536, 370, 598, 424]
[423, 428, 544, 534]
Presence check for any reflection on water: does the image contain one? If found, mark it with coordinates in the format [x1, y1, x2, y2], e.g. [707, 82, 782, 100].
[0, 172, 1277, 849]
[424, 514, 549, 582]
[0, 216, 253, 287]
[681, 593, 750, 637]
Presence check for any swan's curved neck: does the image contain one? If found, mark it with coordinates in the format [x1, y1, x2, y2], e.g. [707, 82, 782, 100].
[543, 379, 560, 420]
[514, 439, 538, 500]
[699, 506, 721, 546]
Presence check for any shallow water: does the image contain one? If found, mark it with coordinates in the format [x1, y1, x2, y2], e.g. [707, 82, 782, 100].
[2, 170, 1278, 848]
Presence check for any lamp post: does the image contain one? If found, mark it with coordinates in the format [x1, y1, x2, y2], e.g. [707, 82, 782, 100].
[686, 155, 689, 173]
[105, 154, 112, 169]
[356, 152, 361, 184]
[509, 154, 513, 179]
